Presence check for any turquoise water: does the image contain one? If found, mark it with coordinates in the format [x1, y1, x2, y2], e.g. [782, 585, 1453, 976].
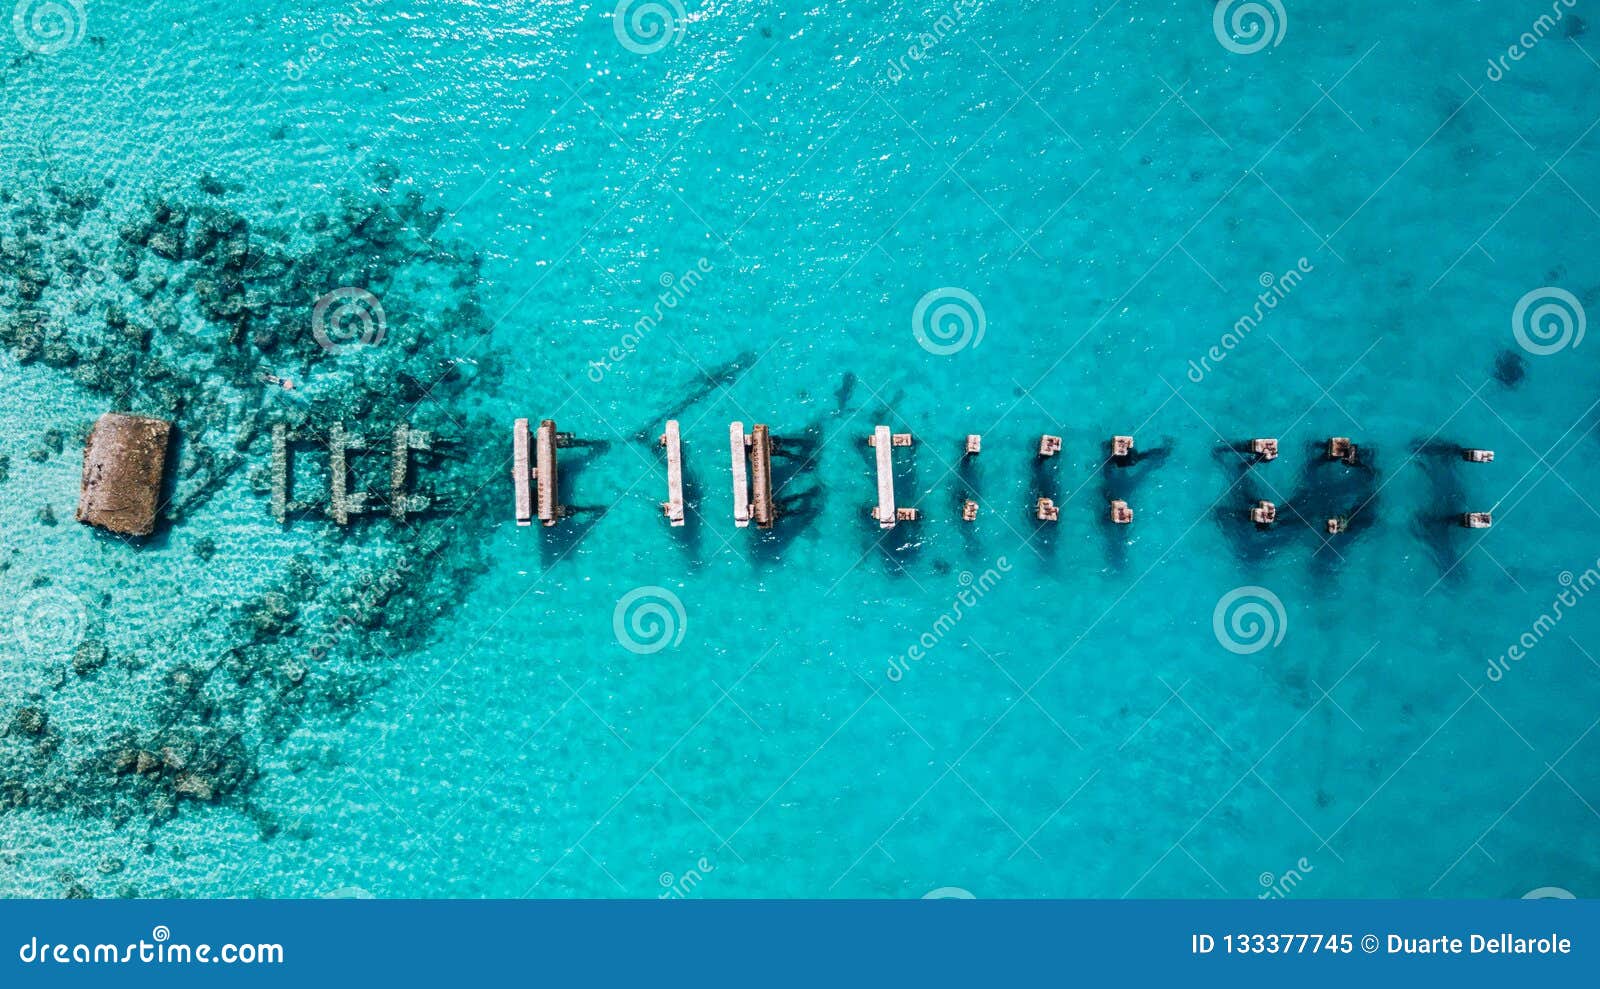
[2, 0, 1599, 899]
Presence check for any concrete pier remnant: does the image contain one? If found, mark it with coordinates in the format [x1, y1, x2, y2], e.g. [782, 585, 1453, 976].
[512, 418, 533, 526]
[729, 422, 780, 529]
[328, 422, 372, 526]
[1251, 500, 1278, 527]
[867, 426, 916, 528]
[660, 420, 685, 527]
[390, 423, 435, 522]
[77, 413, 172, 536]
[729, 421, 751, 529]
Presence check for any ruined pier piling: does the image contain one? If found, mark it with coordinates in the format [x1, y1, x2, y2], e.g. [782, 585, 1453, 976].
[868, 425, 918, 528]
[729, 422, 777, 529]
[274, 421, 441, 525]
[660, 420, 685, 527]
[77, 412, 172, 537]
[511, 418, 575, 527]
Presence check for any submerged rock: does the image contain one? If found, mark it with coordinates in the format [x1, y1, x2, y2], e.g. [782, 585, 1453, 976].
[13, 707, 47, 735]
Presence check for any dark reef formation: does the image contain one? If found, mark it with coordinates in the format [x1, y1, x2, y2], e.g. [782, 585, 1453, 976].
[0, 164, 505, 866]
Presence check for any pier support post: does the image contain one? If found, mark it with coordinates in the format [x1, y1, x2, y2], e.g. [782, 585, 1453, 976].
[661, 420, 685, 527]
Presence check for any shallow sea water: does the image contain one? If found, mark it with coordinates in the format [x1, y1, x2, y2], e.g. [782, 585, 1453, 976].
[2, 0, 1599, 898]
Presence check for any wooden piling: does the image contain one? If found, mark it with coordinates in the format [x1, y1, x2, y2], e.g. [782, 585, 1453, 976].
[750, 424, 775, 529]
[660, 420, 685, 527]
[536, 419, 561, 527]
